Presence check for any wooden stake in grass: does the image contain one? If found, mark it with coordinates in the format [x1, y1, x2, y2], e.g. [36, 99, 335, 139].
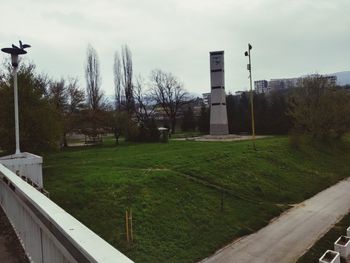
[125, 209, 129, 244]
[125, 208, 134, 245]
[130, 208, 133, 243]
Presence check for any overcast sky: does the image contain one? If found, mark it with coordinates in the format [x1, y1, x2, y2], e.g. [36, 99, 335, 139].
[1, 0, 349, 96]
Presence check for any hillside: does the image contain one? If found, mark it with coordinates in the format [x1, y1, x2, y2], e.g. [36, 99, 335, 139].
[43, 136, 350, 262]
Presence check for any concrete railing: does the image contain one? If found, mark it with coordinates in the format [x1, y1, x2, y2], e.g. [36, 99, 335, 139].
[0, 164, 133, 263]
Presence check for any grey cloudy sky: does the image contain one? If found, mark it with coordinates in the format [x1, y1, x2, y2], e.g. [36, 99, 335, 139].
[1, 0, 349, 96]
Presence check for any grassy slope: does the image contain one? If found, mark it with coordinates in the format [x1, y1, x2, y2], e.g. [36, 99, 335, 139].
[298, 212, 350, 262]
[43, 136, 350, 262]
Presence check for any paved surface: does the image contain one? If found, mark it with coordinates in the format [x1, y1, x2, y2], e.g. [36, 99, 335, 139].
[174, 135, 269, 142]
[0, 207, 29, 263]
[201, 178, 350, 263]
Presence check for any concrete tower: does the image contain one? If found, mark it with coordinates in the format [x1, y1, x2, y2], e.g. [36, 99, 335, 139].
[209, 51, 229, 135]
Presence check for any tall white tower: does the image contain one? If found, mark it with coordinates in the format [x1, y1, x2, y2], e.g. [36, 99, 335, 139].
[209, 51, 229, 135]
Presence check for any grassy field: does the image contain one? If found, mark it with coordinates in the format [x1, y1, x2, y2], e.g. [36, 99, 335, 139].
[298, 212, 350, 262]
[43, 136, 350, 262]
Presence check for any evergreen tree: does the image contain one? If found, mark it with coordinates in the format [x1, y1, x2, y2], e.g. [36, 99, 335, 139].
[0, 63, 61, 153]
[198, 104, 210, 133]
[181, 107, 196, 131]
[226, 94, 237, 133]
[266, 90, 291, 134]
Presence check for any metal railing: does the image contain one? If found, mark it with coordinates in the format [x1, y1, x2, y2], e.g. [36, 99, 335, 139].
[0, 164, 133, 263]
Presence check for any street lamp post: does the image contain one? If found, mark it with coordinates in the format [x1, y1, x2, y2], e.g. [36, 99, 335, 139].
[1, 41, 31, 155]
[245, 43, 256, 150]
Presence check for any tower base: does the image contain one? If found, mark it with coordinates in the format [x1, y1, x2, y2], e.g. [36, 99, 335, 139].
[210, 124, 229, 135]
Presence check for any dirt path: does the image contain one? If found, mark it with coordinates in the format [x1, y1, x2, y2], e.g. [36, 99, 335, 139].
[0, 207, 29, 263]
[201, 178, 350, 263]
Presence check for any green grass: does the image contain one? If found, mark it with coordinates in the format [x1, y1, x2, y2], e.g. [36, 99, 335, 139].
[43, 136, 350, 262]
[298, 212, 350, 263]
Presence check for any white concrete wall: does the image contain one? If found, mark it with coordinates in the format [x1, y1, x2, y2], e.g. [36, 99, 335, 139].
[0, 164, 133, 263]
[0, 152, 43, 188]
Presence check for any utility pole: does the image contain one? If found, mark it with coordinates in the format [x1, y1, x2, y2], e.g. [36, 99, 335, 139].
[245, 43, 256, 150]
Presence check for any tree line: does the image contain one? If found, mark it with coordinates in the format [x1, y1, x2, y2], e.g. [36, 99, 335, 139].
[85, 44, 190, 143]
[186, 77, 350, 141]
[194, 90, 291, 135]
[0, 43, 349, 154]
[0, 44, 190, 153]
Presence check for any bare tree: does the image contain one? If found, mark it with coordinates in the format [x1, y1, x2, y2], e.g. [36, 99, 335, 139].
[134, 75, 156, 123]
[121, 45, 134, 114]
[113, 51, 122, 111]
[150, 69, 189, 133]
[85, 45, 106, 141]
[67, 78, 85, 113]
[48, 77, 86, 147]
[49, 78, 67, 113]
[85, 44, 103, 111]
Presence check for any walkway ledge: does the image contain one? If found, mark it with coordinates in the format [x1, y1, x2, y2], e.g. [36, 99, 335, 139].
[0, 164, 133, 263]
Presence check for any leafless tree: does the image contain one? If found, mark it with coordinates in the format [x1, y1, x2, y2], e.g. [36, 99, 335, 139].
[121, 45, 134, 114]
[113, 51, 122, 111]
[49, 77, 86, 147]
[67, 78, 85, 113]
[48, 78, 67, 113]
[150, 69, 189, 133]
[85, 44, 103, 111]
[134, 75, 156, 123]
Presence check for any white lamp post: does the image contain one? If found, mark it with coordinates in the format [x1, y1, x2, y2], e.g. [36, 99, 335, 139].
[1, 41, 31, 154]
[0, 41, 43, 188]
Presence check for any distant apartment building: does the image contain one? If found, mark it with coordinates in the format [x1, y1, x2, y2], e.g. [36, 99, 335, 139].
[205, 91, 248, 102]
[254, 75, 337, 93]
[309, 74, 337, 86]
[202, 93, 211, 106]
[268, 77, 299, 92]
[254, 80, 268, 93]
[153, 97, 203, 123]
